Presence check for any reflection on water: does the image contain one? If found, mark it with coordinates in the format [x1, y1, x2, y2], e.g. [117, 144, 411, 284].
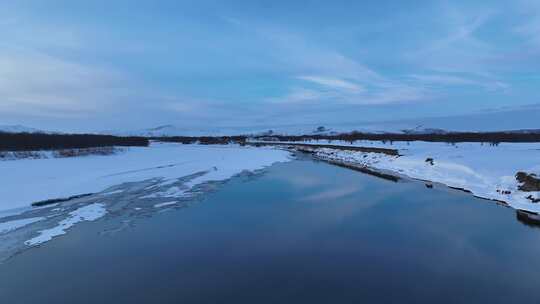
[1, 159, 540, 304]
[516, 210, 540, 229]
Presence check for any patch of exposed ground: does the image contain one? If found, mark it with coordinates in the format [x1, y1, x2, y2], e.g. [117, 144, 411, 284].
[516, 172, 540, 192]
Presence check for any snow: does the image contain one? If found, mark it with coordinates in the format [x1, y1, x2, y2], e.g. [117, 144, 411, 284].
[154, 201, 178, 208]
[266, 140, 540, 213]
[141, 186, 187, 199]
[0, 204, 59, 220]
[101, 190, 124, 196]
[0, 217, 45, 234]
[0, 147, 125, 162]
[0, 207, 35, 220]
[116, 107, 540, 137]
[25, 203, 107, 246]
[0, 143, 291, 213]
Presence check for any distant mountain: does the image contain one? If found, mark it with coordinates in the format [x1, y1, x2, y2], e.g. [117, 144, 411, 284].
[305, 105, 540, 135]
[111, 104, 540, 137]
[119, 124, 344, 137]
[0, 125, 47, 134]
[401, 127, 449, 135]
[113, 125, 241, 137]
[117, 123, 540, 138]
[373, 105, 540, 133]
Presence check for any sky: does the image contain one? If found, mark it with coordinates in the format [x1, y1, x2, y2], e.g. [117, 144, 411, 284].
[0, 0, 539, 132]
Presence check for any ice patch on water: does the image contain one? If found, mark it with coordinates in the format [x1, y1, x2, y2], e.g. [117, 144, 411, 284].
[101, 190, 124, 196]
[25, 203, 107, 246]
[0, 217, 45, 234]
[153, 201, 177, 208]
[141, 186, 187, 199]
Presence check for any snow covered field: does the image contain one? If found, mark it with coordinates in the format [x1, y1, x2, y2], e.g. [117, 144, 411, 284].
[259, 140, 540, 213]
[0, 143, 291, 213]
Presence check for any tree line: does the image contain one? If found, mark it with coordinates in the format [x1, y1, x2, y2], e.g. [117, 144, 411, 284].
[151, 136, 247, 145]
[5, 130, 537, 152]
[0, 132, 149, 151]
[252, 131, 540, 144]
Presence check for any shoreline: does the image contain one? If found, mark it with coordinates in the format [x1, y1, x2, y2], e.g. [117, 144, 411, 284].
[277, 142, 540, 214]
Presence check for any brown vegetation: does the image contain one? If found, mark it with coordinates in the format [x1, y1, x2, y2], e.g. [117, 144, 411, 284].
[516, 172, 540, 192]
[246, 142, 400, 156]
[152, 136, 246, 145]
[53, 147, 120, 158]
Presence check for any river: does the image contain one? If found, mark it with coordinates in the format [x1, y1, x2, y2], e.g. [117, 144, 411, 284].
[1, 158, 539, 303]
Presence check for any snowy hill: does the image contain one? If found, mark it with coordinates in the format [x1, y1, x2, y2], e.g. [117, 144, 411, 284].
[116, 123, 540, 138]
[115, 125, 234, 137]
[107, 104, 540, 137]
[118, 124, 340, 137]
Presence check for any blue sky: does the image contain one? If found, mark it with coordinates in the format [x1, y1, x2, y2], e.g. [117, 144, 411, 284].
[1, 0, 539, 132]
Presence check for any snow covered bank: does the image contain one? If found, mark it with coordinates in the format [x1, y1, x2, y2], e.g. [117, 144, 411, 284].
[0, 143, 291, 213]
[0, 147, 124, 161]
[270, 140, 540, 213]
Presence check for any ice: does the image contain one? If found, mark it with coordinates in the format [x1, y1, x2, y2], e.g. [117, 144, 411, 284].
[0, 217, 45, 234]
[153, 201, 178, 208]
[0, 143, 291, 213]
[25, 203, 107, 246]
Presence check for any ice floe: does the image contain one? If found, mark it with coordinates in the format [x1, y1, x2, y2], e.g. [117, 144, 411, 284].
[25, 203, 107, 246]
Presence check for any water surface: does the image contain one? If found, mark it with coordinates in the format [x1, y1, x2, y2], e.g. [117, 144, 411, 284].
[1, 159, 539, 303]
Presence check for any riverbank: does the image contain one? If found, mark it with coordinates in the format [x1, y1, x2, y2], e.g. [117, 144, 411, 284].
[0, 143, 291, 214]
[251, 140, 540, 213]
[0, 143, 291, 261]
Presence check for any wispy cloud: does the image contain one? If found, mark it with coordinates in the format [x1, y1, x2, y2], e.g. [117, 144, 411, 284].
[407, 7, 496, 74]
[273, 84, 427, 105]
[0, 47, 134, 118]
[408, 74, 509, 92]
[297, 76, 364, 92]
[270, 88, 325, 104]
[514, 0, 540, 47]
[247, 26, 429, 105]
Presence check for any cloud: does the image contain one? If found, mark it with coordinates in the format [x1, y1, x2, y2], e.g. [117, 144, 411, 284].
[409, 74, 479, 86]
[2, 1, 539, 132]
[515, 21, 540, 47]
[238, 24, 432, 106]
[297, 76, 364, 92]
[272, 84, 427, 105]
[408, 74, 509, 92]
[0, 48, 134, 118]
[514, 1, 540, 47]
[270, 88, 325, 104]
[407, 7, 496, 75]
